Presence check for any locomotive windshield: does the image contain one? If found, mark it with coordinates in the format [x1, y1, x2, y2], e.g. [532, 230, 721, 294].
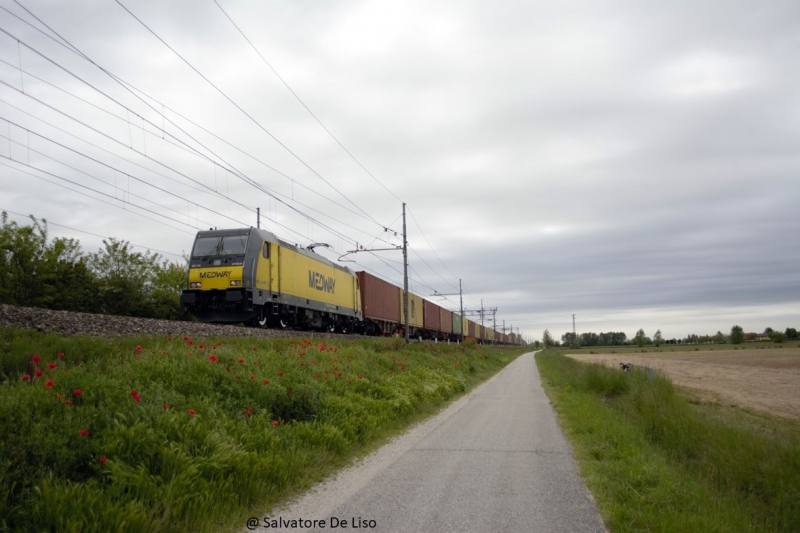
[192, 234, 249, 258]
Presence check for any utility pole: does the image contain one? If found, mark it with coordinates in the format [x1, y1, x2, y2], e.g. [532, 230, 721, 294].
[573, 314, 576, 346]
[403, 203, 409, 343]
[257, 207, 260, 229]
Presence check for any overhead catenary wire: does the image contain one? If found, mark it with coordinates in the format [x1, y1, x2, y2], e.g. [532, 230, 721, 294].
[0, 207, 185, 259]
[0, 25, 403, 251]
[212, 0, 404, 205]
[114, 0, 388, 230]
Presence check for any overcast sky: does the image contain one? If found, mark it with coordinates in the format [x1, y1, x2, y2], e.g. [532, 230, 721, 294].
[1, 0, 798, 342]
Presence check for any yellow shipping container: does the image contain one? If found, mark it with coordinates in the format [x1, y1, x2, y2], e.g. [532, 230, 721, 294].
[398, 290, 424, 328]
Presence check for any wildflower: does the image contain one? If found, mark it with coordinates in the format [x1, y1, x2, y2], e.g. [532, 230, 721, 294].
[56, 393, 62, 400]
[131, 390, 141, 403]
[45, 380, 54, 389]
[262, 379, 269, 385]
[57, 352, 64, 359]
[278, 372, 284, 377]
[208, 355, 218, 362]
[245, 407, 253, 416]
[271, 420, 279, 426]
[163, 403, 169, 409]
[236, 376, 241, 380]
[74, 389, 83, 396]
[22, 374, 30, 381]
[135, 346, 142, 352]
[168, 336, 172, 341]
[252, 347, 257, 351]
[99, 457, 107, 464]
[162, 350, 167, 355]
[79, 429, 89, 436]
[237, 358, 245, 364]
[249, 375, 255, 380]
[64, 400, 73, 405]
[35, 369, 43, 377]
[48, 362, 57, 369]
[188, 409, 197, 415]
[199, 344, 205, 349]
[288, 391, 293, 396]
[182, 336, 188, 341]
[32, 355, 41, 364]
[188, 340, 194, 346]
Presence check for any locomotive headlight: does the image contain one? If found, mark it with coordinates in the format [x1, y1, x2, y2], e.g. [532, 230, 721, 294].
[230, 280, 242, 287]
[190, 282, 202, 289]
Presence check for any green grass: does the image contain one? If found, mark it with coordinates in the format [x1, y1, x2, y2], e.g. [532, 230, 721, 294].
[556, 339, 800, 354]
[0, 326, 525, 533]
[536, 350, 800, 533]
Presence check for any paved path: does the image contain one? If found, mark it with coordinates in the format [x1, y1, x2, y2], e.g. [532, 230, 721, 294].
[251, 351, 605, 533]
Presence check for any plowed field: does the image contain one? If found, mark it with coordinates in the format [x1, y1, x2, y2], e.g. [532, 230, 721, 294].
[565, 349, 800, 420]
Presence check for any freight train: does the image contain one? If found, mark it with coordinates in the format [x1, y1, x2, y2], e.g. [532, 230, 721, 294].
[179, 227, 522, 345]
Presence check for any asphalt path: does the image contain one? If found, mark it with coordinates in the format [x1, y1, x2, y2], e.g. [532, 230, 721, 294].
[251, 351, 605, 533]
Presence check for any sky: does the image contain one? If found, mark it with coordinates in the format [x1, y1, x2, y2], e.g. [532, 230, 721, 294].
[0, 0, 798, 343]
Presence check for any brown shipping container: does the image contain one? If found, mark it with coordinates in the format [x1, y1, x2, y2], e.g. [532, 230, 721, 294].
[423, 300, 442, 331]
[468, 320, 476, 338]
[480, 325, 485, 340]
[357, 272, 400, 322]
[440, 308, 453, 334]
[495, 331, 501, 343]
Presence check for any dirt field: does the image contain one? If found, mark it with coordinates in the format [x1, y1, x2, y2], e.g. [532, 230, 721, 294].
[565, 349, 800, 420]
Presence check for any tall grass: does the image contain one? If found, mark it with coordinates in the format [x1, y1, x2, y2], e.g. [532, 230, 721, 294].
[537, 352, 800, 533]
[0, 325, 524, 532]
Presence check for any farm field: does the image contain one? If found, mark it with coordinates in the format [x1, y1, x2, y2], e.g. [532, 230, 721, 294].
[565, 346, 800, 420]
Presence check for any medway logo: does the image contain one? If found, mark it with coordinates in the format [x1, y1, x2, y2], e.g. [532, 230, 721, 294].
[309, 271, 336, 293]
[199, 271, 231, 279]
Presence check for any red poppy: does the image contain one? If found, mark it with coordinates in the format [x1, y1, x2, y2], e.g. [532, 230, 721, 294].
[237, 358, 245, 364]
[208, 355, 218, 362]
[288, 391, 293, 396]
[79, 429, 89, 436]
[131, 391, 141, 403]
[249, 375, 255, 380]
[300, 362, 305, 367]
[245, 407, 253, 416]
[163, 403, 169, 409]
[74, 389, 83, 396]
[48, 362, 57, 369]
[22, 374, 30, 381]
[99, 457, 107, 463]
[262, 379, 269, 384]
[271, 420, 279, 426]
[182, 336, 188, 341]
[64, 400, 73, 405]
[252, 347, 257, 351]
[279, 372, 284, 377]
[188, 409, 197, 415]
[57, 352, 64, 359]
[135, 346, 142, 352]
[162, 350, 167, 355]
[32, 355, 41, 364]
[168, 336, 172, 341]
[35, 369, 43, 378]
[45, 380, 54, 389]
[236, 376, 241, 380]
[199, 344, 205, 349]
[187, 352, 194, 357]
[188, 340, 194, 346]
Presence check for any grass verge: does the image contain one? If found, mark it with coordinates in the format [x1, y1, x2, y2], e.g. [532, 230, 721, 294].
[0, 325, 525, 533]
[536, 350, 800, 533]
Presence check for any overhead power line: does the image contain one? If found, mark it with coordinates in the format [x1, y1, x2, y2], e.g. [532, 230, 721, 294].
[213, 0, 404, 204]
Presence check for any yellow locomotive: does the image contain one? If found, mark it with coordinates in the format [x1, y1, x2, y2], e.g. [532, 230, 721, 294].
[180, 228, 362, 331]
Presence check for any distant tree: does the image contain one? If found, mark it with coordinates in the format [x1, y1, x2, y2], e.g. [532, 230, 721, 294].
[561, 332, 577, 346]
[542, 329, 554, 348]
[712, 331, 725, 344]
[580, 332, 599, 346]
[89, 238, 162, 317]
[634, 328, 646, 348]
[730, 325, 744, 345]
[653, 329, 663, 347]
[764, 327, 773, 334]
[785, 328, 798, 340]
[533, 340, 541, 349]
[768, 331, 787, 343]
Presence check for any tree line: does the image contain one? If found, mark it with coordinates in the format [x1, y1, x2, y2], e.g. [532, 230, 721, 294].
[541, 324, 798, 348]
[0, 212, 187, 320]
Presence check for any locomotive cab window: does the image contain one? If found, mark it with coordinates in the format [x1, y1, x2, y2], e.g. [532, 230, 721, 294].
[262, 242, 270, 258]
